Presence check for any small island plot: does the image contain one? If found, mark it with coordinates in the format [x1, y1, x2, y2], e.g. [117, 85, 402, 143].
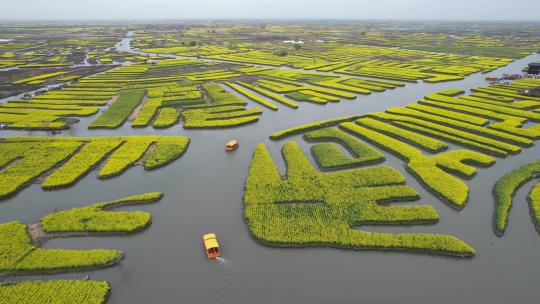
[0, 192, 164, 302]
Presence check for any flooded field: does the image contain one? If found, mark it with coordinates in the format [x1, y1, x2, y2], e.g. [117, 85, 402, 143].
[1, 40, 540, 303]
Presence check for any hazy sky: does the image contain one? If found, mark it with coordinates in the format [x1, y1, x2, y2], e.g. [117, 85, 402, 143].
[1, 0, 540, 21]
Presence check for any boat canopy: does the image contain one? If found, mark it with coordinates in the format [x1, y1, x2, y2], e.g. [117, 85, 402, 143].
[226, 140, 238, 147]
[205, 239, 219, 249]
[203, 233, 219, 249]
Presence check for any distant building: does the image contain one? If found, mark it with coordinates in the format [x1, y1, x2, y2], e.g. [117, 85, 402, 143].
[145, 59, 161, 65]
[283, 40, 304, 44]
[528, 62, 540, 75]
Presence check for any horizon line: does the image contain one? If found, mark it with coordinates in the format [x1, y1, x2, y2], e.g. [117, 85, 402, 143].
[1, 18, 540, 23]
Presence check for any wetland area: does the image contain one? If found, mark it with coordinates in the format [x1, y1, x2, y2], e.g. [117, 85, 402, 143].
[1, 19, 540, 304]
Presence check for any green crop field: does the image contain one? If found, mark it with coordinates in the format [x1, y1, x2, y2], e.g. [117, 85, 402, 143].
[0, 280, 110, 304]
[41, 192, 163, 233]
[266, 78, 540, 240]
[243, 142, 474, 257]
[0, 136, 189, 197]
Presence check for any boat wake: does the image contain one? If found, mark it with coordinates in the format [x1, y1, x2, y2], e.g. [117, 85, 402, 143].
[215, 257, 233, 268]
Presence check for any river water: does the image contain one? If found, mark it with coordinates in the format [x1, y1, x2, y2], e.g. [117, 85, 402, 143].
[1, 38, 540, 303]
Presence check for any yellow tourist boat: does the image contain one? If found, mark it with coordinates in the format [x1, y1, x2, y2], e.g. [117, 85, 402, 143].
[225, 140, 239, 151]
[203, 233, 221, 259]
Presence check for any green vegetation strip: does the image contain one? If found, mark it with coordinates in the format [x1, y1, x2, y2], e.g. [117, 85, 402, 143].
[269, 115, 361, 140]
[356, 117, 448, 152]
[425, 92, 540, 122]
[236, 81, 298, 108]
[529, 182, 540, 234]
[13, 72, 68, 85]
[386, 107, 533, 147]
[89, 90, 146, 129]
[341, 122, 494, 208]
[153, 108, 180, 128]
[42, 139, 122, 189]
[0, 221, 121, 274]
[369, 112, 521, 156]
[303, 127, 384, 170]
[226, 82, 278, 110]
[41, 192, 163, 234]
[493, 161, 540, 236]
[182, 106, 261, 129]
[0, 280, 110, 304]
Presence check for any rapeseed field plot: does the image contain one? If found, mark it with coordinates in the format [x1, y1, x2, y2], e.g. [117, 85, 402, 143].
[0, 191, 164, 300]
[41, 192, 163, 233]
[243, 142, 475, 257]
[168, 42, 514, 83]
[0, 280, 110, 304]
[89, 90, 146, 129]
[493, 161, 540, 236]
[0, 136, 189, 199]
[1, 60, 405, 129]
[0, 221, 121, 274]
[267, 78, 540, 212]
